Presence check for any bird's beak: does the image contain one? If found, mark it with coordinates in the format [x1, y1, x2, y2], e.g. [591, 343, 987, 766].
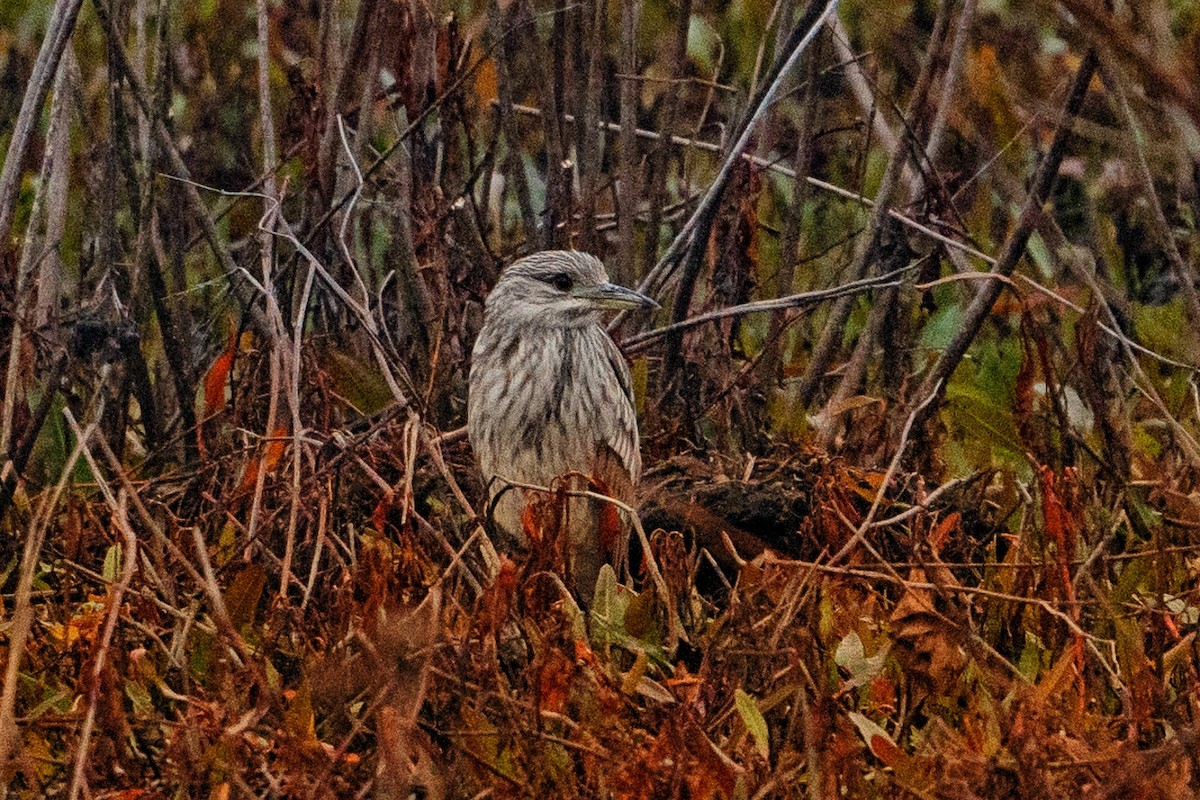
[575, 282, 660, 310]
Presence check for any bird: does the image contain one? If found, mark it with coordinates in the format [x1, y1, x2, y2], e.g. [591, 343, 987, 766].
[468, 250, 657, 602]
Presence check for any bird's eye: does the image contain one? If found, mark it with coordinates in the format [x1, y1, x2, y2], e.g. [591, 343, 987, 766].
[549, 273, 572, 291]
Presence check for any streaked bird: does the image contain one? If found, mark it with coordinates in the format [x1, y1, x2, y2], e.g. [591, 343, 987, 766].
[468, 250, 657, 601]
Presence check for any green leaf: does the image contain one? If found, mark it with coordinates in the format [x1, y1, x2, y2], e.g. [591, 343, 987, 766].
[102, 543, 121, 583]
[1132, 299, 1188, 362]
[590, 567, 669, 666]
[735, 688, 770, 759]
[125, 679, 154, 715]
[1017, 630, 1047, 682]
[918, 303, 965, 351]
[589, 564, 624, 634]
[686, 15, 720, 74]
[319, 349, 394, 415]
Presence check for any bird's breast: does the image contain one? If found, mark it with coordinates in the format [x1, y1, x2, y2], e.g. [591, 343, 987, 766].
[468, 323, 633, 488]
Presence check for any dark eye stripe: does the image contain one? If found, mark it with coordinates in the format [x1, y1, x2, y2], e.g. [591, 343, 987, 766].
[540, 272, 572, 291]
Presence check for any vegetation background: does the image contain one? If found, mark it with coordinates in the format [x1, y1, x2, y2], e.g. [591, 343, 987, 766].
[2, 0, 1200, 796]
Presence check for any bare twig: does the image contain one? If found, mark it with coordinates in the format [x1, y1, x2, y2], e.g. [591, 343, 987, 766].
[761, 41, 821, 387]
[0, 0, 85, 246]
[578, 0, 608, 252]
[615, 0, 642, 282]
[913, 50, 1099, 418]
[1, 55, 73, 467]
[61, 412, 140, 800]
[0, 422, 93, 798]
[924, 0, 977, 168]
[166, 174, 416, 407]
[637, 0, 693, 279]
[643, 0, 840, 309]
[1057, 0, 1200, 127]
[622, 269, 908, 352]
[487, 0, 541, 245]
[255, 0, 278, 200]
[807, 0, 954, 431]
[826, 381, 942, 567]
[91, 0, 271, 334]
[1097, 57, 1200, 355]
[504, 101, 1001, 267]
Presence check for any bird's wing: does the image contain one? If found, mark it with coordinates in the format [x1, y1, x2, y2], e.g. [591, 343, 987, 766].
[599, 334, 642, 486]
[603, 334, 636, 407]
[593, 442, 636, 504]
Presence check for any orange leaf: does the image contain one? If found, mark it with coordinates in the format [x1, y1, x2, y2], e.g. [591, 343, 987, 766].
[373, 493, 393, 535]
[240, 459, 259, 495]
[477, 557, 518, 637]
[538, 648, 573, 714]
[869, 733, 904, 764]
[237, 426, 290, 494]
[848, 711, 906, 768]
[203, 333, 237, 419]
[1038, 465, 1075, 559]
[929, 512, 961, 554]
[1014, 337, 1035, 440]
[474, 58, 497, 104]
[521, 502, 540, 544]
[261, 425, 288, 474]
[591, 476, 622, 557]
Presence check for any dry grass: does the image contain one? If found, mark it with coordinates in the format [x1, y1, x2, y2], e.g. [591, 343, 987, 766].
[3, 0, 1200, 796]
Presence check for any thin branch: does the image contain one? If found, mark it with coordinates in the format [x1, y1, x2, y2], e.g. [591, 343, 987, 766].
[924, 0, 977, 168]
[637, 0, 840, 304]
[0, 422, 93, 797]
[806, 0, 954, 425]
[1, 56, 73, 467]
[91, 0, 272, 334]
[827, 381, 942, 567]
[614, 0, 642, 283]
[637, 0, 693, 281]
[1057, 0, 1200, 128]
[913, 50, 1099, 416]
[255, 0, 278, 200]
[504, 101, 1000, 267]
[1097, 57, 1200, 355]
[578, 0, 608, 252]
[622, 269, 909, 352]
[760, 40, 821, 387]
[61, 412, 140, 800]
[0, 0, 85, 247]
[487, 0, 541, 245]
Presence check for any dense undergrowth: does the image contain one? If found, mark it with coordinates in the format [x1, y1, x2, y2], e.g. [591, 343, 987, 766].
[3, 0, 1200, 796]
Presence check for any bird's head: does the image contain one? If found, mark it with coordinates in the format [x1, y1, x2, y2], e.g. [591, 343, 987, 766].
[485, 251, 658, 327]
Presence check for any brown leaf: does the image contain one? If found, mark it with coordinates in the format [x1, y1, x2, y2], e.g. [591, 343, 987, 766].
[225, 564, 267, 632]
[889, 568, 966, 694]
[537, 647, 574, 714]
